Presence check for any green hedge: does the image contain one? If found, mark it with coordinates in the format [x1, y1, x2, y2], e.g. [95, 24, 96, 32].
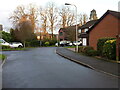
[102, 39, 116, 60]
[86, 50, 99, 56]
[78, 46, 93, 53]
[1, 45, 11, 49]
[44, 42, 50, 46]
[78, 46, 98, 56]
[97, 37, 115, 56]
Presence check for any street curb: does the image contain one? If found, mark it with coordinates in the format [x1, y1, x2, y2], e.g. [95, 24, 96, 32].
[56, 49, 120, 78]
[0, 58, 6, 67]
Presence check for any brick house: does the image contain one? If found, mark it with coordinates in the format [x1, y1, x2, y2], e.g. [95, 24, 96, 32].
[87, 10, 120, 60]
[78, 20, 97, 46]
[58, 25, 80, 41]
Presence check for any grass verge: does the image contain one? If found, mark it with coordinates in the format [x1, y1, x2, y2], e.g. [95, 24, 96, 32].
[0, 48, 27, 51]
[0, 54, 6, 61]
[64, 46, 76, 48]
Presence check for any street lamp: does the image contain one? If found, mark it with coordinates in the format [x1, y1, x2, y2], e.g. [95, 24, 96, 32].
[65, 3, 78, 52]
[37, 36, 41, 47]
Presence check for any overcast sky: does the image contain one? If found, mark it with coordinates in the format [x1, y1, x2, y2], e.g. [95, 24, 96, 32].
[0, 0, 120, 32]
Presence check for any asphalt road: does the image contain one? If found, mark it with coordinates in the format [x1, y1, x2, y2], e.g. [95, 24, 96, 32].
[2, 47, 119, 88]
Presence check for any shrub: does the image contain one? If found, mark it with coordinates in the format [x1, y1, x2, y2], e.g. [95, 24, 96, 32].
[49, 38, 57, 46]
[102, 39, 116, 60]
[78, 46, 93, 54]
[44, 42, 50, 46]
[86, 50, 99, 56]
[2, 45, 11, 49]
[78, 46, 84, 53]
[97, 37, 115, 56]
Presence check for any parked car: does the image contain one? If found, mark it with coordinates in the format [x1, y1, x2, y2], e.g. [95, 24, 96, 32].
[55, 43, 59, 47]
[59, 40, 67, 46]
[59, 41, 73, 46]
[73, 41, 82, 46]
[9, 42, 23, 48]
[0, 39, 23, 48]
[66, 41, 73, 46]
[0, 39, 10, 46]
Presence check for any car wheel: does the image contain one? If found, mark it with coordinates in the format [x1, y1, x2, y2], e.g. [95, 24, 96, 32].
[18, 45, 22, 48]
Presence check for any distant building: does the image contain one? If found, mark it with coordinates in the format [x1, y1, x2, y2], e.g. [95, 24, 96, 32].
[58, 25, 80, 42]
[0, 24, 3, 31]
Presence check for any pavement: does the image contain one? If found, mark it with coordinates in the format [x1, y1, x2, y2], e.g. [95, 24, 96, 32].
[56, 47, 120, 78]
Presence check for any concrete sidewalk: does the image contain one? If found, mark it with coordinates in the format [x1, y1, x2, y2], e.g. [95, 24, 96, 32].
[56, 47, 120, 78]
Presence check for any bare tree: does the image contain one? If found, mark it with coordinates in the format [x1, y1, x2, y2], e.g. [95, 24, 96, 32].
[9, 5, 27, 26]
[9, 4, 38, 32]
[28, 4, 39, 32]
[59, 7, 75, 28]
[39, 7, 48, 34]
[46, 2, 58, 38]
[78, 13, 88, 26]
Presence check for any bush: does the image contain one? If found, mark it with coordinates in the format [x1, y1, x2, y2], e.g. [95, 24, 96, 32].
[25, 38, 40, 47]
[1, 45, 11, 49]
[102, 39, 116, 60]
[86, 50, 99, 56]
[78, 46, 93, 53]
[41, 38, 57, 46]
[97, 37, 115, 56]
[44, 42, 50, 46]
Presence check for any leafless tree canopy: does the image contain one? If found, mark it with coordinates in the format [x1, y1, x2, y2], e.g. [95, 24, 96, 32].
[9, 2, 95, 40]
[59, 7, 76, 28]
[78, 13, 88, 26]
[46, 2, 58, 38]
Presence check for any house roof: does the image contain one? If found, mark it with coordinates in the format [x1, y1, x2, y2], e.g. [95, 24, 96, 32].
[87, 10, 120, 33]
[79, 20, 97, 30]
[59, 24, 80, 32]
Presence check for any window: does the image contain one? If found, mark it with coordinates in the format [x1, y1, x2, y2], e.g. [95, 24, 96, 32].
[60, 32, 63, 36]
[84, 29, 88, 32]
[78, 29, 81, 33]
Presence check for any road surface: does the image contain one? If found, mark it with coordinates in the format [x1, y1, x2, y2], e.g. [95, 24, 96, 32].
[2, 47, 119, 88]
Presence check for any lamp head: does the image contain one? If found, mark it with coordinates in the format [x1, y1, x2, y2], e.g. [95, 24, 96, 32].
[65, 3, 71, 5]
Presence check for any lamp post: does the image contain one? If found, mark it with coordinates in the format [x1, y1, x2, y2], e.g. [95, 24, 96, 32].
[65, 3, 78, 52]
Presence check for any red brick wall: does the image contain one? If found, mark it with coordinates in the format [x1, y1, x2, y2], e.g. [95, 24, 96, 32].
[59, 29, 65, 41]
[89, 14, 118, 50]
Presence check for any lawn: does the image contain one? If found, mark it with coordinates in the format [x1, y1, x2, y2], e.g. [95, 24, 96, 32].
[0, 54, 6, 61]
[64, 46, 76, 48]
[0, 48, 27, 51]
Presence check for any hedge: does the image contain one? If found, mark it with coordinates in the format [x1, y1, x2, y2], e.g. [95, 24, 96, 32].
[44, 42, 50, 46]
[86, 50, 99, 56]
[102, 39, 116, 60]
[97, 37, 116, 56]
[78, 46, 99, 56]
[1, 45, 11, 49]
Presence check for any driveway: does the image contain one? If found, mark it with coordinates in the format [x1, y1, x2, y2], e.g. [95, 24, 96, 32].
[2, 47, 119, 88]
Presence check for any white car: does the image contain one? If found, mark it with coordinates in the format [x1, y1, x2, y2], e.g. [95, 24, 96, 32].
[0, 39, 10, 46]
[9, 42, 23, 48]
[55, 43, 59, 46]
[73, 41, 82, 46]
[0, 39, 23, 48]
